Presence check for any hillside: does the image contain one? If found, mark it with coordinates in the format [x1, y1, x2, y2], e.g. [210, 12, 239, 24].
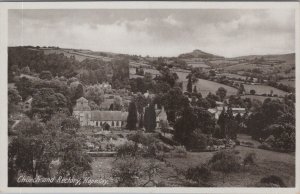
[178, 49, 224, 59]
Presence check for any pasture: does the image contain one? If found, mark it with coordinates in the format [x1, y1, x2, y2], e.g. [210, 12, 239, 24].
[183, 79, 238, 97]
[243, 84, 287, 97]
[278, 79, 295, 88]
[90, 133, 295, 187]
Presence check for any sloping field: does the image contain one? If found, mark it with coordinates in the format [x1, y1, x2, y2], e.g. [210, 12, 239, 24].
[219, 73, 247, 80]
[187, 62, 210, 68]
[183, 78, 238, 97]
[243, 84, 287, 97]
[278, 79, 295, 88]
[42, 49, 112, 62]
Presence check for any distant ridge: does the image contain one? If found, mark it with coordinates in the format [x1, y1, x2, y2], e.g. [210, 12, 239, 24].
[178, 49, 224, 59]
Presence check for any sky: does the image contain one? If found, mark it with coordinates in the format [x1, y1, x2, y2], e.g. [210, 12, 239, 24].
[8, 9, 295, 58]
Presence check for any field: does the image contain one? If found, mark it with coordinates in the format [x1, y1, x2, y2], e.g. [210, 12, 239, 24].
[183, 78, 238, 97]
[90, 134, 295, 187]
[218, 73, 247, 80]
[278, 79, 295, 88]
[42, 48, 112, 62]
[243, 84, 288, 97]
[187, 62, 210, 68]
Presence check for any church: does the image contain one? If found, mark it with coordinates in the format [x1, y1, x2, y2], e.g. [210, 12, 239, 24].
[73, 97, 128, 129]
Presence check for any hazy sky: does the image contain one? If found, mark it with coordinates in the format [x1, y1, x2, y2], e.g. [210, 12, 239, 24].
[8, 9, 295, 57]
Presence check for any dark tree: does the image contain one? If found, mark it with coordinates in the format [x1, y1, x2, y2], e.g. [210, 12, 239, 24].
[127, 101, 138, 130]
[193, 85, 198, 94]
[174, 106, 197, 147]
[216, 87, 227, 101]
[144, 104, 156, 132]
[187, 76, 193, 93]
[250, 89, 256, 95]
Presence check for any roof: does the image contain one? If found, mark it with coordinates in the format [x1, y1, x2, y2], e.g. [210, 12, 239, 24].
[74, 97, 91, 111]
[76, 97, 88, 102]
[91, 111, 128, 121]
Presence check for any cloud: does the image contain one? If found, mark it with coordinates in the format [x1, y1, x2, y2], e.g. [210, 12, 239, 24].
[8, 9, 295, 57]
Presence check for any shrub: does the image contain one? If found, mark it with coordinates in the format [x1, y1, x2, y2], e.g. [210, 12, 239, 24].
[116, 142, 140, 157]
[209, 150, 241, 183]
[243, 152, 256, 166]
[128, 131, 158, 146]
[260, 175, 286, 187]
[112, 157, 142, 186]
[170, 146, 187, 158]
[185, 164, 211, 186]
[187, 130, 208, 151]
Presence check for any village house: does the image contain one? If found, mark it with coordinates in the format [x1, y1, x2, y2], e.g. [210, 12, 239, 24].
[208, 106, 246, 120]
[23, 97, 32, 112]
[73, 97, 128, 129]
[155, 105, 168, 128]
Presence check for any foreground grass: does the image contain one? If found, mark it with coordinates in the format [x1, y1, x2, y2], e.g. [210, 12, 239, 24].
[90, 133, 295, 187]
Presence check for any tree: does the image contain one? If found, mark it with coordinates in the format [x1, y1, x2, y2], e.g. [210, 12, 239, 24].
[209, 150, 241, 183]
[216, 108, 226, 138]
[144, 104, 156, 132]
[85, 85, 104, 105]
[187, 76, 193, 93]
[57, 135, 92, 179]
[250, 89, 256, 95]
[134, 93, 147, 128]
[61, 117, 80, 133]
[193, 86, 198, 93]
[31, 88, 68, 121]
[205, 92, 220, 108]
[14, 117, 44, 136]
[73, 84, 84, 103]
[216, 87, 227, 101]
[39, 71, 53, 80]
[8, 88, 22, 115]
[8, 135, 52, 184]
[162, 87, 189, 123]
[127, 101, 138, 130]
[174, 106, 197, 147]
[113, 96, 123, 111]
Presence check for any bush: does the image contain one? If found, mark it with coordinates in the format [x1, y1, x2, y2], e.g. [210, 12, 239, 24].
[116, 141, 140, 157]
[260, 175, 286, 187]
[170, 146, 187, 158]
[209, 150, 241, 182]
[187, 130, 208, 151]
[128, 131, 158, 146]
[185, 164, 211, 186]
[112, 157, 142, 186]
[243, 152, 256, 166]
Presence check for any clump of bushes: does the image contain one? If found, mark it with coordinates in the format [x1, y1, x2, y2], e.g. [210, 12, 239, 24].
[170, 146, 187, 158]
[209, 150, 241, 183]
[258, 175, 286, 187]
[243, 152, 257, 166]
[185, 164, 211, 186]
[116, 141, 140, 157]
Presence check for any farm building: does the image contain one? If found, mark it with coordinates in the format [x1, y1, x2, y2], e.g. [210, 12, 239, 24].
[208, 106, 246, 120]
